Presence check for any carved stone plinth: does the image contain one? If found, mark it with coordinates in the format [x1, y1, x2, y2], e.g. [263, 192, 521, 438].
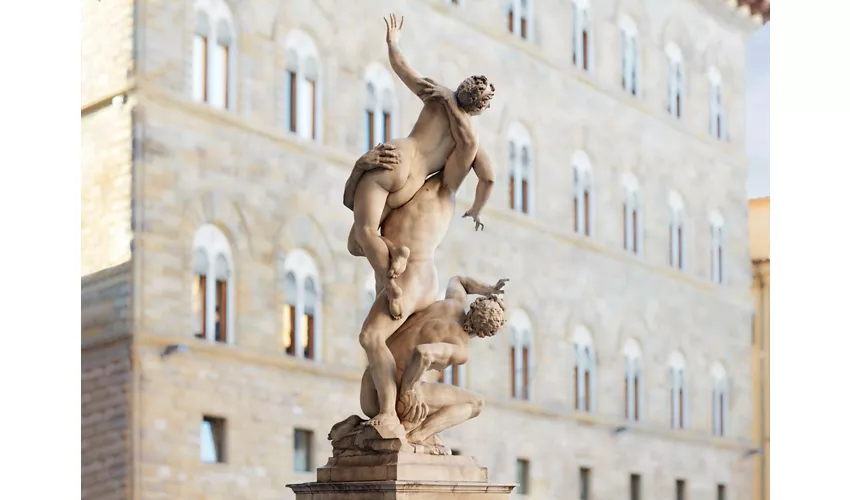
[287, 452, 515, 499]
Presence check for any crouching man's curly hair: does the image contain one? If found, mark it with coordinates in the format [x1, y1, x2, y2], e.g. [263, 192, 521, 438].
[462, 295, 507, 338]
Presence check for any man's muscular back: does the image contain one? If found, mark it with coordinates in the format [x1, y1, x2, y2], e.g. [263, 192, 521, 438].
[385, 300, 468, 380]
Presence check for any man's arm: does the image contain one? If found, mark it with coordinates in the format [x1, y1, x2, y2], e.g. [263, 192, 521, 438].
[342, 144, 399, 211]
[385, 14, 431, 100]
[444, 276, 508, 304]
[399, 342, 469, 396]
[463, 147, 496, 226]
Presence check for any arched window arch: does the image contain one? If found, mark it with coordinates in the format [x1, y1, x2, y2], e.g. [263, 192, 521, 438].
[364, 64, 398, 151]
[571, 0, 591, 71]
[573, 326, 595, 412]
[668, 351, 687, 429]
[509, 310, 533, 400]
[282, 31, 322, 141]
[505, 0, 532, 40]
[507, 123, 533, 215]
[192, 224, 235, 344]
[572, 151, 593, 236]
[666, 43, 684, 118]
[708, 67, 725, 140]
[709, 211, 725, 284]
[623, 339, 642, 421]
[619, 16, 640, 96]
[279, 249, 323, 361]
[669, 191, 686, 270]
[711, 363, 729, 437]
[621, 173, 641, 255]
[192, 0, 236, 110]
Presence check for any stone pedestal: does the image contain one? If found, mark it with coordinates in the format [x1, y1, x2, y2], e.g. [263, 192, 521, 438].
[287, 452, 515, 499]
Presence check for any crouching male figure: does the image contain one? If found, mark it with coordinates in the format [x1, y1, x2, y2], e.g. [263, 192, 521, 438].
[359, 276, 509, 455]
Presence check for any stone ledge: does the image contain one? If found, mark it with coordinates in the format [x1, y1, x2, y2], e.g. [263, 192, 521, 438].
[288, 480, 515, 499]
[318, 453, 489, 483]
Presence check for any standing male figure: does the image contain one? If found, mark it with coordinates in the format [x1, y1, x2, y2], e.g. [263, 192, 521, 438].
[343, 13, 497, 317]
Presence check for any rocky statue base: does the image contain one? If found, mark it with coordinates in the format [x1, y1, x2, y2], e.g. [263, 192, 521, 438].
[287, 450, 514, 499]
[287, 415, 514, 498]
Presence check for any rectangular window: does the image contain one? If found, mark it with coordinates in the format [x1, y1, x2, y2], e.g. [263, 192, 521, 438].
[516, 458, 530, 495]
[192, 35, 208, 102]
[583, 191, 590, 235]
[451, 448, 461, 455]
[583, 370, 590, 411]
[283, 304, 296, 356]
[508, 10, 514, 34]
[366, 110, 375, 150]
[195, 274, 206, 339]
[520, 16, 527, 39]
[214, 279, 227, 343]
[307, 79, 317, 140]
[632, 210, 638, 253]
[382, 112, 392, 144]
[629, 474, 641, 500]
[509, 175, 516, 210]
[303, 312, 315, 359]
[579, 467, 591, 500]
[200, 416, 226, 463]
[521, 179, 529, 214]
[676, 479, 686, 500]
[287, 71, 298, 133]
[574, 196, 579, 233]
[209, 43, 228, 109]
[574, 365, 579, 409]
[624, 376, 629, 419]
[294, 428, 313, 472]
[717, 484, 727, 500]
[677, 226, 684, 269]
[582, 29, 589, 71]
[521, 346, 530, 399]
[632, 373, 640, 421]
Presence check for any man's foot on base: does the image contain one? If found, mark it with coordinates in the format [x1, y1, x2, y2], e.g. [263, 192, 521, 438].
[387, 245, 411, 279]
[365, 412, 402, 430]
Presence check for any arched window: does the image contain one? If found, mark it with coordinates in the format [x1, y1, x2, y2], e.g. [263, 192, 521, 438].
[505, 0, 532, 40]
[669, 191, 686, 270]
[509, 310, 533, 400]
[710, 211, 725, 284]
[282, 31, 322, 141]
[622, 173, 641, 254]
[508, 123, 533, 215]
[668, 351, 687, 429]
[279, 249, 322, 361]
[711, 363, 729, 437]
[571, 0, 591, 71]
[364, 64, 397, 151]
[573, 326, 595, 412]
[666, 43, 684, 118]
[192, 0, 236, 110]
[572, 151, 593, 236]
[623, 339, 642, 421]
[619, 16, 640, 96]
[708, 67, 725, 140]
[192, 224, 235, 343]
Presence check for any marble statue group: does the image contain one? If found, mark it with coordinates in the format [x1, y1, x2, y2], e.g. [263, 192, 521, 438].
[331, 13, 510, 457]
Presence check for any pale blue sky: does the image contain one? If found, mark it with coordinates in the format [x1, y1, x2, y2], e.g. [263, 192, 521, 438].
[746, 23, 770, 199]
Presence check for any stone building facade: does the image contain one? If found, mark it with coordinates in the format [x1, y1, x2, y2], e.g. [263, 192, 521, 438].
[82, 1, 764, 499]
